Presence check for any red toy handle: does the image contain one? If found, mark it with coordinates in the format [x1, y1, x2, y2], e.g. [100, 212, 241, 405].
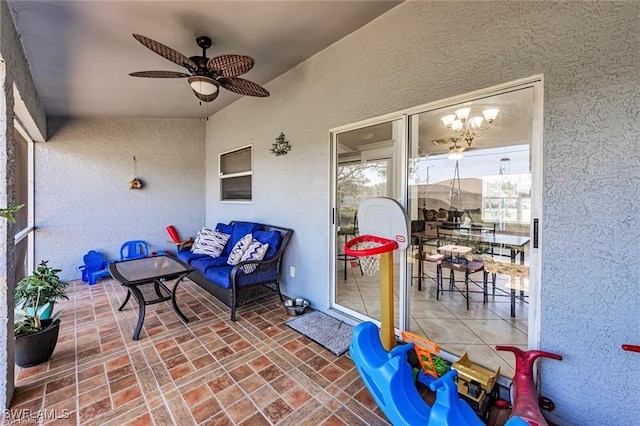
[622, 344, 640, 353]
[167, 225, 180, 244]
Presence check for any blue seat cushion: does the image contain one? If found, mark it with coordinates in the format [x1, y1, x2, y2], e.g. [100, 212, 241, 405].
[253, 230, 282, 260]
[190, 256, 230, 273]
[176, 250, 211, 265]
[203, 265, 234, 289]
[202, 264, 276, 289]
[215, 222, 234, 235]
[224, 222, 263, 255]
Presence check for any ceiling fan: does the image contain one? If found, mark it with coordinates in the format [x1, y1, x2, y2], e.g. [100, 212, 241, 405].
[129, 34, 269, 102]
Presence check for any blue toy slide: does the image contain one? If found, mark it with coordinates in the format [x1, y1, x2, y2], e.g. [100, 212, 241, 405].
[349, 321, 484, 426]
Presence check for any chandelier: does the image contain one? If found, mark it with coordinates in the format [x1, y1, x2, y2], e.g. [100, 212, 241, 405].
[441, 107, 500, 148]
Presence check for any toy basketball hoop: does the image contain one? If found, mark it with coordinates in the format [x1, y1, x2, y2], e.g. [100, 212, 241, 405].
[345, 235, 398, 276]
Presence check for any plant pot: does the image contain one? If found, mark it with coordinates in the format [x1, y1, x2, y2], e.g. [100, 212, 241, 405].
[14, 319, 60, 368]
[25, 303, 54, 320]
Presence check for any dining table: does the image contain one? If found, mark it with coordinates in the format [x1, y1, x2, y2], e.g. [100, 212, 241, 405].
[411, 230, 530, 292]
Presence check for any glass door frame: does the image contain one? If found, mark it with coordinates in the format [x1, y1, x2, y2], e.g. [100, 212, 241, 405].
[329, 113, 409, 330]
[14, 118, 35, 276]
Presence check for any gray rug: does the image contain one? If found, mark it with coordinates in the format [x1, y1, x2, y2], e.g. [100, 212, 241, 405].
[285, 310, 354, 356]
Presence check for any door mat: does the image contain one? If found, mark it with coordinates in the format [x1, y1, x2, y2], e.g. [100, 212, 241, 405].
[285, 310, 354, 357]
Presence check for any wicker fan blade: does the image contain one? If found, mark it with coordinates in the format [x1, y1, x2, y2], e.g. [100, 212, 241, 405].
[129, 71, 191, 78]
[207, 55, 255, 78]
[192, 89, 220, 103]
[219, 77, 269, 97]
[132, 34, 197, 72]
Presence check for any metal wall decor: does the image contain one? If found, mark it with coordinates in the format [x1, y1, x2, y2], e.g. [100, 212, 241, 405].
[270, 132, 291, 156]
[129, 156, 144, 189]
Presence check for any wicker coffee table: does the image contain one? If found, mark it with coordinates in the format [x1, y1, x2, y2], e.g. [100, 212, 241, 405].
[109, 255, 193, 340]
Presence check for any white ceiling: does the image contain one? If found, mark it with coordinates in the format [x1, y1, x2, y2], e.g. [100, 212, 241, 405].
[8, 1, 402, 119]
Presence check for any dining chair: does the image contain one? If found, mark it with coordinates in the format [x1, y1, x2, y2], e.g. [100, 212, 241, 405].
[481, 255, 529, 317]
[436, 231, 485, 310]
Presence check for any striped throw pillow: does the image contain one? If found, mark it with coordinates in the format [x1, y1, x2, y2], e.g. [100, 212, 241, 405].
[240, 240, 270, 273]
[191, 228, 230, 258]
[227, 233, 253, 265]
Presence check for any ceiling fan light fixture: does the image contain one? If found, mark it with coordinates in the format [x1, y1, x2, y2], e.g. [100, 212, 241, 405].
[188, 76, 219, 96]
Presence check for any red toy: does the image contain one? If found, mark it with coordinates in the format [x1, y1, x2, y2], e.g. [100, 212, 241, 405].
[496, 346, 562, 426]
[166, 225, 193, 251]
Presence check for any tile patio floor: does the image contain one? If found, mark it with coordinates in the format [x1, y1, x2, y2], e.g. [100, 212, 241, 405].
[9, 278, 392, 425]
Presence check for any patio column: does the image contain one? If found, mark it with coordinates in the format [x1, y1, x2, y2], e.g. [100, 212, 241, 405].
[0, 58, 16, 409]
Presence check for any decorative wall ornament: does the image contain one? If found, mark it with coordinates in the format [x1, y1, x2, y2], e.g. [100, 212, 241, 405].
[270, 132, 291, 156]
[130, 156, 144, 189]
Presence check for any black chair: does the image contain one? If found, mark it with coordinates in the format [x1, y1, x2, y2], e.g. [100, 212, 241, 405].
[436, 230, 485, 310]
[410, 219, 426, 251]
[337, 210, 361, 280]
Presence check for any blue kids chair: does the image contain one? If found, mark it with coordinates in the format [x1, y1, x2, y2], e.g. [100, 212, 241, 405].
[119, 240, 149, 261]
[78, 250, 111, 285]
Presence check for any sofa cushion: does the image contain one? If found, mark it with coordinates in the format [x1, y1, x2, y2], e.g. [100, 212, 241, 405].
[253, 230, 282, 260]
[240, 240, 269, 273]
[226, 222, 263, 255]
[190, 256, 230, 273]
[176, 250, 211, 265]
[202, 264, 276, 289]
[191, 228, 230, 257]
[215, 222, 234, 235]
[203, 265, 234, 289]
[227, 233, 253, 265]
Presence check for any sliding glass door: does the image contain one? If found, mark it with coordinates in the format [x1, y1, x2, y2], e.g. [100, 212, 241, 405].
[329, 77, 542, 379]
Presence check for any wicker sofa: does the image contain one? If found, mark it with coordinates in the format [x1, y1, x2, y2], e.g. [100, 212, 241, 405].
[176, 221, 293, 321]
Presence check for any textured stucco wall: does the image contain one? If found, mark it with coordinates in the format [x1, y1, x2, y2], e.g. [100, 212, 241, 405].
[38, 118, 205, 281]
[0, 1, 47, 409]
[205, 2, 640, 424]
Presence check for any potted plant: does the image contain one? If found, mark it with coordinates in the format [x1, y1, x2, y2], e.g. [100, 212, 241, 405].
[14, 260, 67, 368]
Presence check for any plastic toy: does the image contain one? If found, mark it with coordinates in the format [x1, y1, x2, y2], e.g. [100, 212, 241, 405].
[119, 240, 149, 261]
[350, 321, 484, 426]
[451, 352, 500, 417]
[166, 225, 193, 251]
[78, 250, 111, 285]
[401, 330, 444, 379]
[344, 197, 408, 351]
[496, 346, 562, 426]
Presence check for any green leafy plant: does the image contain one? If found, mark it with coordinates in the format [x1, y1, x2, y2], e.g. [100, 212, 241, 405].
[14, 260, 67, 336]
[0, 204, 24, 223]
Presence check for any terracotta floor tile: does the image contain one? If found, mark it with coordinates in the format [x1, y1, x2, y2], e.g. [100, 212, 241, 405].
[201, 412, 234, 426]
[191, 354, 214, 370]
[191, 398, 223, 423]
[182, 383, 214, 408]
[79, 397, 112, 421]
[263, 397, 293, 423]
[226, 398, 257, 424]
[79, 384, 109, 408]
[229, 365, 253, 382]
[112, 384, 142, 406]
[207, 374, 234, 393]
[215, 384, 244, 406]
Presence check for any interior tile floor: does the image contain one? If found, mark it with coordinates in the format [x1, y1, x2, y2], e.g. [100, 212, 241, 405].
[336, 254, 529, 378]
[10, 279, 392, 425]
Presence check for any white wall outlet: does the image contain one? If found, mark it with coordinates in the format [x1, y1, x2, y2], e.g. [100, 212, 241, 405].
[289, 266, 295, 277]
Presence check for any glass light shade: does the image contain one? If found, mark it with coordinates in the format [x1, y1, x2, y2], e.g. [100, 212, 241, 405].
[451, 120, 463, 131]
[441, 114, 457, 126]
[470, 116, 484, 128]
[448, 151, 464, 160]
[483, 108, 500, 122]
[188, 76, 218, 96]
[454, 107, 471, 120]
